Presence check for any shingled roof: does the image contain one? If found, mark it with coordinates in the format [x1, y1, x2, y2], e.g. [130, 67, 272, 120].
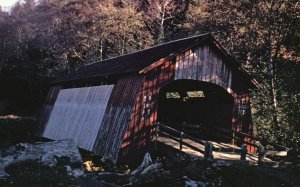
[52, 33, 260, 88]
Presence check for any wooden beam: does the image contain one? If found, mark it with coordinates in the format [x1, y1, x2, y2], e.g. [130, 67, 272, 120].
[139, 58, 168, 74]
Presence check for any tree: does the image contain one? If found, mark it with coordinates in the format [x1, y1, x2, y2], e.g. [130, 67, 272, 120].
[0, 0, 154, 115]
[134, 0, 189, 43]
[186, 0, 300, 148]
[87, 1, 154, 58]
[0, 0, 153, 78]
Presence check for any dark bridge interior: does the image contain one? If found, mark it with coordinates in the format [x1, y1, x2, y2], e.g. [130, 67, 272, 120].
[157, 80, 234, 142]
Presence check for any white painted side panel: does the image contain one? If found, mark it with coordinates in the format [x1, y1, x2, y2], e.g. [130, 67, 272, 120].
[43, 85, 114, 151]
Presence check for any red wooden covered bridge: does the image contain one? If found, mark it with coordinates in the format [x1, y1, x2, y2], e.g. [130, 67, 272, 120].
[40, 33, 261, 162]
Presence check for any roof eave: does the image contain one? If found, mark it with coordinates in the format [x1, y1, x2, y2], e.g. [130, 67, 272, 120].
[211, 39, 262, 89]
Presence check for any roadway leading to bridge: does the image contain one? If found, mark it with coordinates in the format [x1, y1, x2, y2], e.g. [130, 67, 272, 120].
[157, 136, 273, 162]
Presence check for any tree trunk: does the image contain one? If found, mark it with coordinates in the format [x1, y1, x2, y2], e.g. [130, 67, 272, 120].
[100, 39, 103, 61]
[121, 35, 125, 55]
[268, 52, 278, 127]
[158, 12, 165, 43]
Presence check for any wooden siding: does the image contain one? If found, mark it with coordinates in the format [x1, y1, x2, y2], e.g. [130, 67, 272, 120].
[174, 44, 233, 91]
[120, 59, 176, 156]
[38, 85, 62, 135]
[173, 46, 254, 148]
[93, 76, 144, 162]
[232, 93, 253, 133]
[43, 85, 114, 151]
[123, 45, 254, 152]
[41, 37, 257, 160]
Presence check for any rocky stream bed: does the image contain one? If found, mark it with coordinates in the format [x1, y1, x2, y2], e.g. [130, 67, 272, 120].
[0, 139, 299, 187]
[0, 117, 299, 187]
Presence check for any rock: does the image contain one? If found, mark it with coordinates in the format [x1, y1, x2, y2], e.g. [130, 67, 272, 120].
[182, 161, 203, 179]
[97, 172, 130, 186]
[0, 156, 9, 178]
[72, 169, 85, 178]
[55, 155, 71, 166]
[84, 160, 93, 172]
[66, 165, 73, 176]
[4, 160, 73, 186]
[164, 158, 187, 170]
[183, 176, 200, 187]
[140, 162, 162, 175]
[0, 163, 9, 178]
[1, 140, 84, 177]
[72, 175, 121, 187]
[213, 160, 232, 167]
[131, 153, 153, 175]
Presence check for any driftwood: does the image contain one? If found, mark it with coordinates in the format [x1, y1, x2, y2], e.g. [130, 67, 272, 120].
[131, 153, 153, 175]
[131, 153, 162, 175]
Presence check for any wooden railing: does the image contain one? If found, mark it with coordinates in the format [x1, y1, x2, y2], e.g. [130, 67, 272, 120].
[153, 122, 290, 158]
[233, 130, 290, 152]
[153, 122, 206, 154]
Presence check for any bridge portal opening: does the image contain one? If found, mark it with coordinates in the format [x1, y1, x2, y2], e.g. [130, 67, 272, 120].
[157, 80, 234, 142]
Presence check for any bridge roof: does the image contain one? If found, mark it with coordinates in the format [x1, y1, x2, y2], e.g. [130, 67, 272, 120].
[52, 33, 260, 88]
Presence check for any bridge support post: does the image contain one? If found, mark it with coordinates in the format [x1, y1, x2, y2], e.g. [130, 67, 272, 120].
[155, 123, 159, 151]
[180, 132, 184, 151]
[258, 145, 266, 166]
[240, 144, 248, 160]
[204, 141, 214, 160]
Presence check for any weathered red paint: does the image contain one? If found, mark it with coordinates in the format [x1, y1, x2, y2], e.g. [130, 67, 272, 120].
[41, 34, 259, 162]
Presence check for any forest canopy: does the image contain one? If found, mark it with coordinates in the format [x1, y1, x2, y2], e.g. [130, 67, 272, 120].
[0, 0, 299, 153]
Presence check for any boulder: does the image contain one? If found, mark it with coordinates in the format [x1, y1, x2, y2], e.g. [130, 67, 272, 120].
[1, 140, 83, 177]
[0, 160, 9, 178]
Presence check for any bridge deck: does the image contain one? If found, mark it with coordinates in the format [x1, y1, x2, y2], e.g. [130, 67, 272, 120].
[158, 136, 273, 162]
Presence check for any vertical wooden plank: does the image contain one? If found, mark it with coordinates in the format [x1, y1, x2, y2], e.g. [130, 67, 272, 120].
[197, 47, 203, 81]
[208, 45, 213, 82]
[39, 85, 62, 135]
[112, 77, 144, 160]
[188, 50, 193, 79]
[182, 52, 187, 79]
[190, 50, 196, 80]
[92, 76, 144, 162]
[203, 45, 209, 82]
[212, 52, 217, 84]
[225, 63, 230, 89]
[228, 69, 233, 89]
[220, 59, 226, 88]
[175, 55, 179, 80]
[194, 49, 199, 80]
[213, 52, 219, 85]
[180, 55, 183, 79]
[173, 45, 235, 91]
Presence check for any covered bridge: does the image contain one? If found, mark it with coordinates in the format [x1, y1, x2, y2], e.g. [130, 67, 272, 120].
[40, 33, 260, 162]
